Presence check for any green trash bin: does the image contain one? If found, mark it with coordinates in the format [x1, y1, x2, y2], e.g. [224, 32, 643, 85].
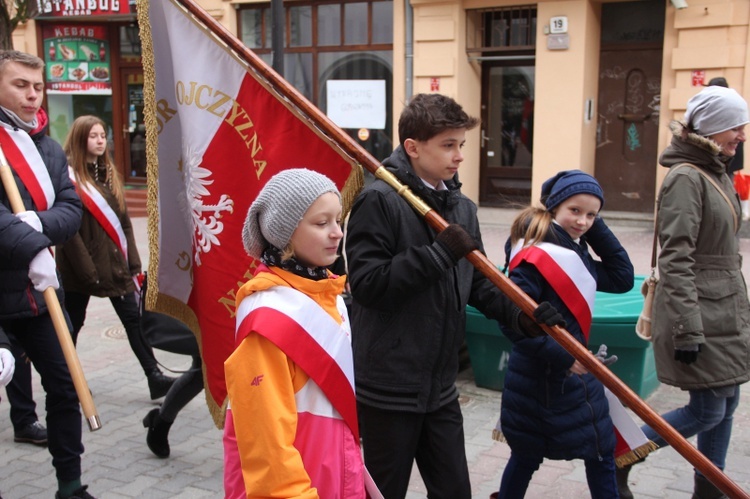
[464, 275, 660, 398]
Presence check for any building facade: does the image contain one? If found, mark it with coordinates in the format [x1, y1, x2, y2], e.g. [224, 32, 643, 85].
[11, 0, 750, 212]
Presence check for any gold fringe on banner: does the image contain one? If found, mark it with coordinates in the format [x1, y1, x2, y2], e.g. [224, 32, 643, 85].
[615, 440, 659, 469]
[135, 0, 224, 423]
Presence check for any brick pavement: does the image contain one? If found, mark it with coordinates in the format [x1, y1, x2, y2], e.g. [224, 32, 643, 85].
[0, 210, 749, 498]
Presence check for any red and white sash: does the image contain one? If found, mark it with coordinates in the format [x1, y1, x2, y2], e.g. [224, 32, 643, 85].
[510, 239, 596, 340]
[68, 167, 141, 295]
[235, 285, 359, 441]
[69, 167, 128, 259]
[0, 122, 55, 211]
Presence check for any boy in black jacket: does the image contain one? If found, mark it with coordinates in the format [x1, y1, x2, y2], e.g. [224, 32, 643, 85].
[345, 93, 562, 499]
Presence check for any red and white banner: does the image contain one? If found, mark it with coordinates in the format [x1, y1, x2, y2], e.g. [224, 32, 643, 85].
[138, 0, 361, 426]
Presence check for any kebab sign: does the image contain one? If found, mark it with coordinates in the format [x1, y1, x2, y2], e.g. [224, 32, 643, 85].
[43, 24, 112, 95]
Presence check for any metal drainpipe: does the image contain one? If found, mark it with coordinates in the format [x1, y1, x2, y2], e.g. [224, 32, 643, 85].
[405, 0, 413, 101]
[271, 0, 284, 76]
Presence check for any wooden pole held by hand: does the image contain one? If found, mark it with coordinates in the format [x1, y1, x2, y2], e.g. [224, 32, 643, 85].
[0, 145, 101, 431]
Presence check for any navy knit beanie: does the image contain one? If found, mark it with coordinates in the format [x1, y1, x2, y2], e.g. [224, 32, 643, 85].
[541, 170, 604, 211]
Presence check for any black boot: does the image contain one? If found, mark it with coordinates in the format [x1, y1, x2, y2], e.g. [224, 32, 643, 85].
[146, 369, 177, 400]
[692, 474, 727, 499]
[616, 463, 635, 499]
[143, 408, 173, 458]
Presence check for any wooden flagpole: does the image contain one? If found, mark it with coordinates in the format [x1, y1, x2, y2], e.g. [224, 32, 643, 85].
[0, 145, 101, 432]
[155, 1, 748, 495]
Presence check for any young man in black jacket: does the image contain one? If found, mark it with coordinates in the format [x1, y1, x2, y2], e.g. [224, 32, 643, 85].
[345, 93, 562, 499]
[0, 50, 95, 499]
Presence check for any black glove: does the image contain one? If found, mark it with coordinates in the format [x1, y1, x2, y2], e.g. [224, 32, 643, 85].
[674, 344, 701, 365]
[434, 224, 477, 263]
[516, 302, 566, 338]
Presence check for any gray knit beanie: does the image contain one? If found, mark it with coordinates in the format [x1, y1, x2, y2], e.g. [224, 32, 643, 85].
[242, 168, 340, 259]
[684, 86, 749, 136]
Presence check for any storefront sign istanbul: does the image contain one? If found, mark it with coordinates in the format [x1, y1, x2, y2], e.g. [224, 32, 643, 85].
[36, 0, 130, 17]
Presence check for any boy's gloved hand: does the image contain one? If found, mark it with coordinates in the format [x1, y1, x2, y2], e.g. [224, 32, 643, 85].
[674, 344, 701, 365]
[0, 348, 15, 386]
[517, 302, 566, 338]
[434, 224, 477, 263]
[28, 249, 59, 292]
[594, 344, 618, 366]
[16, 211, 42, 232]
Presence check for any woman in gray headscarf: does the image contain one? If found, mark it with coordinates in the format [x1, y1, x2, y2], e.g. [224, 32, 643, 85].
[618, 86, 750, 499]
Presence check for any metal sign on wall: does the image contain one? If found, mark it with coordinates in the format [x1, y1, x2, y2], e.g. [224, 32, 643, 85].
[43, 25, 112, 95]
[35, 0, 130, 17]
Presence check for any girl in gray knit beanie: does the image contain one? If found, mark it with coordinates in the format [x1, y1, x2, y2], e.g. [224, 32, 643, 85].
[225, 169, 371, 498]
[242, 168, 342, 275]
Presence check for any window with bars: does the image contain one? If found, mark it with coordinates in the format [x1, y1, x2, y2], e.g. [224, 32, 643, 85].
[467, 6, 537, 54]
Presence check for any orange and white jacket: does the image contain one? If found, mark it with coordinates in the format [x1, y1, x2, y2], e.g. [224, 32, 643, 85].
[223, 265, 366, 499]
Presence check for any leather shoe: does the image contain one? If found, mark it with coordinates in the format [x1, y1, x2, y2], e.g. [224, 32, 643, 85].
[55, 485, 96, 499]
[14, 421, 47, 446]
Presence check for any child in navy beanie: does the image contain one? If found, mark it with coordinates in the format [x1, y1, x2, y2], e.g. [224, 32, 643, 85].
[493, 168, 636, 498]
[541, 169, 605, 212]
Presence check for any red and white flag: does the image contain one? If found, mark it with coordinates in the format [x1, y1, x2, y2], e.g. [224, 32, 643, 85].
[137, 0, 362, 426]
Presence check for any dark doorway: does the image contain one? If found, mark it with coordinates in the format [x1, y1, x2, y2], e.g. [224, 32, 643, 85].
[479, 61, 535, 206]
[119, 68, 146, 184]
[595, 0, 665, 213]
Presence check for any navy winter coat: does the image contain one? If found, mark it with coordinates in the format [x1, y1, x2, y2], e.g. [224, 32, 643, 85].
[500, 220, 633, 461]
[0, 109, 82, 319]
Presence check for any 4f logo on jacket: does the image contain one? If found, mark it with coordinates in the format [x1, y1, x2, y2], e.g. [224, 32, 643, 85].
[251, 374, 264, 386]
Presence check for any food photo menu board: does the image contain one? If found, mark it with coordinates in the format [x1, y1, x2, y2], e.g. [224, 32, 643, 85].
[43, 25, 112, 95]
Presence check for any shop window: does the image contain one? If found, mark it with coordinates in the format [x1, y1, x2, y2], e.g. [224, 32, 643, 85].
[236, 0, 394, 161]
[290, 5, 312, 47]
[344, 3, 367, 45]
[318, 4, 342, 46]
[372, 1, 393, 44]
[120, 22, 142, 59]
[240, 8, 270, 48]
[284, 52, 314, 101]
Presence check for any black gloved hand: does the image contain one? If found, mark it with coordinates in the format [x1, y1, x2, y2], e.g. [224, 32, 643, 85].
[516, 302, 566, 338]
[674, 344, 701, 365]
[434, 224, 477, 263]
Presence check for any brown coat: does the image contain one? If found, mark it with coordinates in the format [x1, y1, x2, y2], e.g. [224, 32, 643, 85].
[56, 183, 141, 297]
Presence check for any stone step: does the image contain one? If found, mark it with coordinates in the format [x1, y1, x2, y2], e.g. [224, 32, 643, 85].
[124, 187, 147, 218]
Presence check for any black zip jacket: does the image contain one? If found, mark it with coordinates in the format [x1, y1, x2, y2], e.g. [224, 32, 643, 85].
[345, 146, 518, 413]
[0, 109, 82, 319]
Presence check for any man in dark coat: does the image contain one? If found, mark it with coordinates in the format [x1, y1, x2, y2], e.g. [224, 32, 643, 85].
[0, 50, 95, 499]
